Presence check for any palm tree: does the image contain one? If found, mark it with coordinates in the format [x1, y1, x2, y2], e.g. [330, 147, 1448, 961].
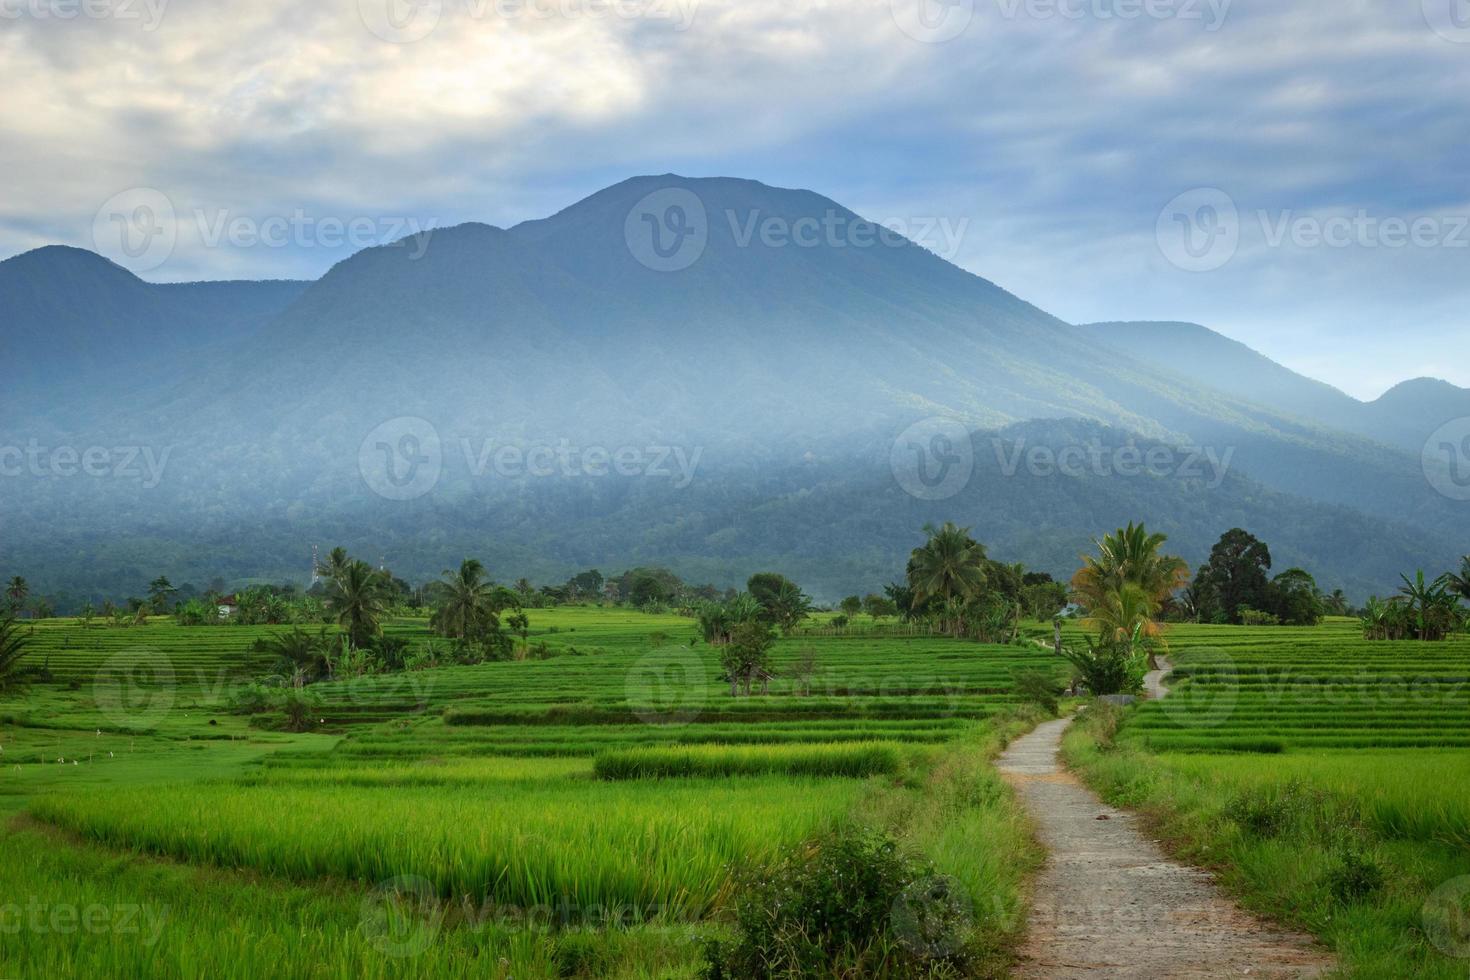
[768, 579, 813, 633]
[1072, 523, 1189, 614]
[5, 577, 28, 614]
[318, 547, 353, 587]
[1083, 581, 1163, 667]
[147, 576, 177, 613]
[1445, 557, 1470, 605]
[0, 615, 34, 693]
[907, 523, 988, 634]
[327, 560, 388, 648]
[254, 628, 332, 685]
[432, 559, 501, 641]
[1397, 571, 1458, 641]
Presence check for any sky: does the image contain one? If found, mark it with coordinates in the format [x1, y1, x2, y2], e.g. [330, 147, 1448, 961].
[2, 0, 1466, 400]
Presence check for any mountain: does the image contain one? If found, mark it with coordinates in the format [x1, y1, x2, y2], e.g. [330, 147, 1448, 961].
[3, 176, 1465, 603]
[1364, 378, 1470, 452]
[0, 246, 308, 421]
[1088, 321, 1470, 454]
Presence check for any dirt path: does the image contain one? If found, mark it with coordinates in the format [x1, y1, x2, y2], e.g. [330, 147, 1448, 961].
[995, 665, 1332, 978]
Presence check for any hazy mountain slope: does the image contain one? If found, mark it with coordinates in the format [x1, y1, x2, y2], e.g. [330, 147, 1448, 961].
[5, 420, 1451, 605]
[1088, 320, 1470, 454]
[0, 246, 308, 419]
[1366, 378, 1470, 450]
[4, 176, 1465, 603]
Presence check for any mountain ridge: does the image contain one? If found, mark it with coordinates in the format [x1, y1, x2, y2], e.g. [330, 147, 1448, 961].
[5, 176, 1465, 602]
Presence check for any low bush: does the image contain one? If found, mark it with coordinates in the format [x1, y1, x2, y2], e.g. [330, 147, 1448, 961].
[701, 827, 972, 978]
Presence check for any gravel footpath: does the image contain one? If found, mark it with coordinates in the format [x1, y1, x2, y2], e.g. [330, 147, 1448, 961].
[994, 664, 1333, 978]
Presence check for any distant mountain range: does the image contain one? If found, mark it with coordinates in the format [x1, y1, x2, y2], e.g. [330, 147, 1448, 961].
[1087, 321, 1470, 455]
[3, 176, 1466, 603]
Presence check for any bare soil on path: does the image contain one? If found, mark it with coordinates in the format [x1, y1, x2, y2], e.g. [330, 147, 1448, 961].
[996, 666, 1334, 978]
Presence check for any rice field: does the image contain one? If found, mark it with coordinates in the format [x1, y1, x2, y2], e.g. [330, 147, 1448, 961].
[591, 741, 914, 780]
[1063, 619, 1470, 977]
[1, 606, 1048, 979]
[16, 609, 1467, 976]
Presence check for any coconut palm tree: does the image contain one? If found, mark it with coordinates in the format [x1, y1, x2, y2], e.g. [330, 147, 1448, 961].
[318, 547, 353, 588]
[1071, 524, 1186, 630]
[254, 627, 333, 685]
[907, 523, 988, 634]
[1445, 556, 1470, 605]
[431, 559, 501, 641]
[326, 560, 388, 649]
[1072, 523, 1189, 614]
[0, 615, 34, 693]
[5, 577, 28, 614]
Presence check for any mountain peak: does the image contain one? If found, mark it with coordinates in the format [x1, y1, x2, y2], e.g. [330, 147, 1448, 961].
[1, 244, 138, 282]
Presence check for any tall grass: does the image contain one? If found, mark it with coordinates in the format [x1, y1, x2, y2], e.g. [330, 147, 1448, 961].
[592, 741, 909, 780]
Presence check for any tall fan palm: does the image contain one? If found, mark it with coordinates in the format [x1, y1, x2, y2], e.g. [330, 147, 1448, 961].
[327, 560, 388, 648]
[907, 523, 988, 634]
[0, 615, 34, 693]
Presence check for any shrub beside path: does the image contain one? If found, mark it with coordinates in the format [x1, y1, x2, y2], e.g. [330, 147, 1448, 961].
[995, 662, 1333, 978]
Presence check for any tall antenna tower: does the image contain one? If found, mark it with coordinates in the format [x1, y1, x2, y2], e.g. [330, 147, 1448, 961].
[310, 544, 321, 586]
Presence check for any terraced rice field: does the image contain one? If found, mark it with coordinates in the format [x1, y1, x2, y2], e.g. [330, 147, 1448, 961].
[1, 607, 1046, 979]
[1063, 618, 1470, 977]
[1107, 620, 1470, 752]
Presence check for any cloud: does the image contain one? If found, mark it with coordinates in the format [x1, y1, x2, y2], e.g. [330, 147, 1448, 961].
[1, 0, 1465, 395]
